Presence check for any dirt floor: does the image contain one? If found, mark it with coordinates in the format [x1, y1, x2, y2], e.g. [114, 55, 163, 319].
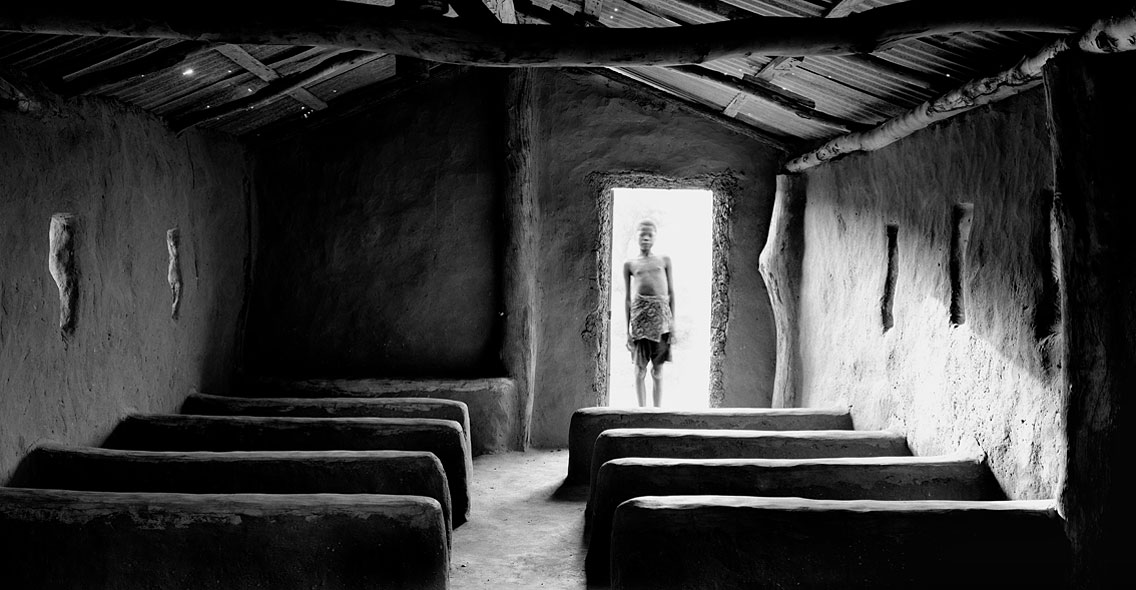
[451, 449, 600, 589]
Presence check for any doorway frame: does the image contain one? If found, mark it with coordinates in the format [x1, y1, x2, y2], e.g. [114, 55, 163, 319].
[585, 171, 738, 408]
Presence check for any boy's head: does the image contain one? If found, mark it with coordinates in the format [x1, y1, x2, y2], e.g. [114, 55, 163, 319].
[636, 219, 658, 251]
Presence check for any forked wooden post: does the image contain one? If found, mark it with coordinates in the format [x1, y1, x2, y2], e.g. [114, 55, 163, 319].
[758, 174, 807, 408]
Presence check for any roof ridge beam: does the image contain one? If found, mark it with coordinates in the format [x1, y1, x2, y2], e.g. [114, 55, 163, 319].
[0, 0, 1091, 67]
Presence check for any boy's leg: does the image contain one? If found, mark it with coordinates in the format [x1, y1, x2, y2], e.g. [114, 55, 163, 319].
[634, 360, 649, 407]
[650, 362, 663, 407]
[632, 339, 649, 407]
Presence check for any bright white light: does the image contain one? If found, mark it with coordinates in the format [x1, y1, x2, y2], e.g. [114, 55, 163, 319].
[608, 188, 715, 410]
[182, 68, 195, 76]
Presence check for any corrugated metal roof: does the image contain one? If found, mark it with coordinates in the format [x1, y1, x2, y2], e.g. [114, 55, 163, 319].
[1, 0, 1070, 141]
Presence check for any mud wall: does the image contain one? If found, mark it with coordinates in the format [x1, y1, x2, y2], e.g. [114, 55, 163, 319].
[247, 71, 503, 378]
[0, 96, 249, 483]
[530, 70, 783, 447]
[798, 90, 1062, 499]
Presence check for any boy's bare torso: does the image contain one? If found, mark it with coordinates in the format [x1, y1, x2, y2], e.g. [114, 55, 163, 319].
[626, 255, 670, 297]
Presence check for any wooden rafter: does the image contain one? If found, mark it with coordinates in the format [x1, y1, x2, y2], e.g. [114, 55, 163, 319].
[215, 45, 328, 111]
[0, 1, 1090, 67]
[171, 49, 383, 133]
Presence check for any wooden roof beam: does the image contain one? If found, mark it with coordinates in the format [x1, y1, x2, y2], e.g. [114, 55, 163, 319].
[0, 0, 1091, 67]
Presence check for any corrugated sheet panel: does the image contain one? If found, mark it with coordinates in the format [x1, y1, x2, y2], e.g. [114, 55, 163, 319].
[733, 100, 834, 141]
[623, 65, 737, 107]
[202, 91, 309, 136]
[601, 0, 680, 28]
[0, 34, 172, 81]
[635, 0, 729, 24]
[307, 53, 397, 101]
[717, 0, 825, 17]
[621, 65, 833, 140]
[803, 55, 935, 108]
[775, 66, 906, 124]
[102, 51, 264, 114]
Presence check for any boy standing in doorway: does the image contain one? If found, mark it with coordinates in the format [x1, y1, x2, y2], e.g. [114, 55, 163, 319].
[623, 219, 674, 407]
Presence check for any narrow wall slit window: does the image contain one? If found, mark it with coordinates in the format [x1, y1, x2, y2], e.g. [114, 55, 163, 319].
[949, 203, 975, 326]
[881, 224, 899, 331]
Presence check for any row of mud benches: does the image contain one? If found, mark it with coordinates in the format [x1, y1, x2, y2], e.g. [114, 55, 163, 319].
[568, 406, 1071, 589]
[2, 392, 477, 590]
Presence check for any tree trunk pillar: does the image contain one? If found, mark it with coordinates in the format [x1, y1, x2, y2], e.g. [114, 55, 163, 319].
[501, 68, 539, 449]
[1044, 51, 1133, 589]
[758, 174, 807, 408]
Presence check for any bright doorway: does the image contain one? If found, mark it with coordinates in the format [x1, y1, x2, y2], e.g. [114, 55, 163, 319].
[608, 187, 713, 409]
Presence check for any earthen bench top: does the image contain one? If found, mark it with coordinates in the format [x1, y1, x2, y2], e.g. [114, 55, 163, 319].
[587, 452, 994, 512]
[589, 429, 909, 489]
[567, 406, 853, 483]
[0, 486, 446, 517]
[596, 428, 900, 440]
[623, 494, 1057, 511]
[573, 406, 852, 417]
[188, 392, 471, 410]
[184, 393, 472, 447]
[243, 377, 515, 395]
[31, 443, 447, 463]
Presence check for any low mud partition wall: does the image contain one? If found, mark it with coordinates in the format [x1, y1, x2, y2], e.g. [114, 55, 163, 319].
[610, 496, 1069, 590]
[243, 377, 516, 455]
[0, 489, 449, 590]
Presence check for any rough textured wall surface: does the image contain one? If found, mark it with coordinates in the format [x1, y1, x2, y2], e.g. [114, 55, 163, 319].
[798, 90, 1062, 499]
[0, 96, 248, 483]
[247, 71, 502, 379]
[531, 70, 782, 447]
